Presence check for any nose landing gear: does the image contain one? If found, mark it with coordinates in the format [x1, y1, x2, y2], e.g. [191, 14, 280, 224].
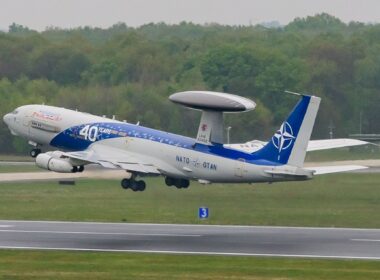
[30, 148, 41, 158]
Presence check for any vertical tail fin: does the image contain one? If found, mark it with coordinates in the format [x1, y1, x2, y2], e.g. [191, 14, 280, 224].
[253, 95, 321, 167]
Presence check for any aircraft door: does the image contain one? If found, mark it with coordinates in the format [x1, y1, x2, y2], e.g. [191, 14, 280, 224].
[21, 111, 33, 136]
[23, 114, 31, 127]
[234, 158, 247, 177]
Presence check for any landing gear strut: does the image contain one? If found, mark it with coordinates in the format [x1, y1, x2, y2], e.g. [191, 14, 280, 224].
[30, 148, 41, 158]
[121, 175, 146, 192]
[165, 177, 190, 189]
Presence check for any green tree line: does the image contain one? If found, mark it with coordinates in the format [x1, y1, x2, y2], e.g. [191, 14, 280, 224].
[0, 13, 379, 153]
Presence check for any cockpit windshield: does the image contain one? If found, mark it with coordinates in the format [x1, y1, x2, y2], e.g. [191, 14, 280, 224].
[11, 110, 19, 115]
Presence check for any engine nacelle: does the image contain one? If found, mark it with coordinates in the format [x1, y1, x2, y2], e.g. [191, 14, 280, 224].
[36, 153, 75, 173]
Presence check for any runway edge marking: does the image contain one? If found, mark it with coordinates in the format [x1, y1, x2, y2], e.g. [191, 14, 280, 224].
[0, 246, 379, 260]
[1, 220, 380, 232]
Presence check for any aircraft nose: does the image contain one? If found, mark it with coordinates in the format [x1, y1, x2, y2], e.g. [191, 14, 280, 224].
[3, 113, 11, 125]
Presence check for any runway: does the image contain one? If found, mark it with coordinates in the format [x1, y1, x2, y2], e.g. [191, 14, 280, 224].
[0, 220, 379, 260]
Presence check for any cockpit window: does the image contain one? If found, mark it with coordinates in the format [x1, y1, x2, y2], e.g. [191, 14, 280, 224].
[11, 110, 19, 114]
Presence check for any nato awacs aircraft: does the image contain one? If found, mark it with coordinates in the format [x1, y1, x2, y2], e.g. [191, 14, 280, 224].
[3, 91, 367, 191]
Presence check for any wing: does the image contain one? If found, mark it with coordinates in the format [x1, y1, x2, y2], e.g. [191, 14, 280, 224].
[305, 165, 367, 175]
[63, 144, 161, 175]
[306, 139, 368, 151]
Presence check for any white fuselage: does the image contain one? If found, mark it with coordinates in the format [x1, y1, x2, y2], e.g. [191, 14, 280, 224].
[3, 105, 311, 183]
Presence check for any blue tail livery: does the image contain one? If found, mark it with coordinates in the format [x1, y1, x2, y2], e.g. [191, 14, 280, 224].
[253, 95, 321, 167]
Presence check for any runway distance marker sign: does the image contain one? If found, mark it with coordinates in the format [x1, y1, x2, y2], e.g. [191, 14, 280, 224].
[198, 207, 209, 219]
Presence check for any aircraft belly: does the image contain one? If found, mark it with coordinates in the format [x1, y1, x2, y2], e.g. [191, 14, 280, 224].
[96, 137, 268, 183]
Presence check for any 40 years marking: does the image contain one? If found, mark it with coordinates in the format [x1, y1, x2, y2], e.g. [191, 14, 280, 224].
[176, 155, 217, 170]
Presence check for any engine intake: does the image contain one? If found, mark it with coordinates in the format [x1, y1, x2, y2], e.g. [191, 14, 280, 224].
[36, 153, 76, 173]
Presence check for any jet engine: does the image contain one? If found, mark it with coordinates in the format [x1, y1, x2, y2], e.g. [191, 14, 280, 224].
[36, 152, 76, 173]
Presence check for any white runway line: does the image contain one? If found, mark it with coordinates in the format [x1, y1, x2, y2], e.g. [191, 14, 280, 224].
[351, 239, 380, 242]
[0, 229, 201, 237]
[0, 225, 13, 228]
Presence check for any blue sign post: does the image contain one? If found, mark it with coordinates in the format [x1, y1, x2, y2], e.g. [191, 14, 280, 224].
[198, 207, 209, 219]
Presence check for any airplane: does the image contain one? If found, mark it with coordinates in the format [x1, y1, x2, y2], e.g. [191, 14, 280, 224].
[3, 90, 367, 191]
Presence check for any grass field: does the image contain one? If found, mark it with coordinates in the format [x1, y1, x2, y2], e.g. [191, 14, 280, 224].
[0, 250, 379, 280]
[0, 173, 379, 278]
[0, 173, 379, 228]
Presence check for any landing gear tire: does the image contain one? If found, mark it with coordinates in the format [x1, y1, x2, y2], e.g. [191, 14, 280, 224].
[166, 177, 190, 189]
[178, 180, 190, 189]
[175, 179, 189, 189]
[165, 177, 174, 186]
[121, 178, 146, 191]
[137, 180, 146, 191]
[30, 148, 41, 158]
[78, 165, 85, 172]
[121, 178, 131, 189]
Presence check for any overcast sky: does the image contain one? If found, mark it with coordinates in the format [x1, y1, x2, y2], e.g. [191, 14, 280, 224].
[1, 0, 379, 31]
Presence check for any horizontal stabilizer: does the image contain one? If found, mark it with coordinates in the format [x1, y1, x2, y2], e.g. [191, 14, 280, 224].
[305, 165, 367, 175]
[307, 139, 368, 151]
[264, 168, 313, 178]
[225, 138, 369, 154]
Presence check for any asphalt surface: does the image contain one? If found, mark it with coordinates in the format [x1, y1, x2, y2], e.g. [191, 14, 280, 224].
[0, 220, 379, 260]
[0, 169, 127, 182]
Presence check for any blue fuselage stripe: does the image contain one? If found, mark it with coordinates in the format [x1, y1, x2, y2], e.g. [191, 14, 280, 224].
[50, 122, 282, 166]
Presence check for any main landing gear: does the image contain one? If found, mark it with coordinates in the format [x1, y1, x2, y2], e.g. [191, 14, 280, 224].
[30, 148, 41, 158]
[165, 177, 190, 189]
[121, 174, 146, 192]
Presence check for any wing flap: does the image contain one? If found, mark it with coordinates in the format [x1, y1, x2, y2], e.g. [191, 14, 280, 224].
[117, 162, 159, 174]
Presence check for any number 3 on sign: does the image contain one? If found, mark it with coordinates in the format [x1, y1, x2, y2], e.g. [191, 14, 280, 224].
[79, 125, 98, 142]
[198, 207, 209, 219]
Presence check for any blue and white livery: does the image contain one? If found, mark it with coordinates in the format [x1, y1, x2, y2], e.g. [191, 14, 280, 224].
[3, 91, 367, 191]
